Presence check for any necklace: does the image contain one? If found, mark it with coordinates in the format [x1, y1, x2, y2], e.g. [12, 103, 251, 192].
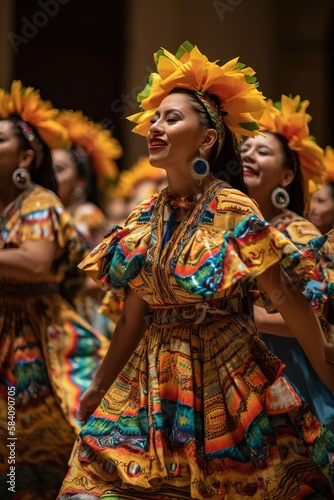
[161, 192, 201, 249]
[162, 192, 200, 212]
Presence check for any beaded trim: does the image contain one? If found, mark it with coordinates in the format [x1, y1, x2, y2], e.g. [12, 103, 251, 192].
[17, 120, 44, 168]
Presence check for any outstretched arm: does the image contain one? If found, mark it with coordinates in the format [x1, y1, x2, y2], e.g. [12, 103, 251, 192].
[78, 286, 149, 423]
[257, 262, 334, 392]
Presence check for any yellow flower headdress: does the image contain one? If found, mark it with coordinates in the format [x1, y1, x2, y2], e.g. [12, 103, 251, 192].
[56, 110, 122, 193]
[112, 156, 166, 200]
[0, 80, 69, 150]
[258, 94, 325, 200]
[127, 41, 266, 147]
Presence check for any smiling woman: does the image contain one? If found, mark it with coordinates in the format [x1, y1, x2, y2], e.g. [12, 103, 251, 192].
[241, 94, 334, 433]
[309, 182, 334, 234]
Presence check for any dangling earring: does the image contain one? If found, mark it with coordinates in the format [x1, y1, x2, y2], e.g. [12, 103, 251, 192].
[71, 186, 85, 204]
[189, 149, 210, 180]
[12, 168, 31, 189]
[271, 186, 290, 209]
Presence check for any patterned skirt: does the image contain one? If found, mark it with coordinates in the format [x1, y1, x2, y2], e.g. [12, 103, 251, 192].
[0, 284, 108, 499]
[59, 297, 334, 499]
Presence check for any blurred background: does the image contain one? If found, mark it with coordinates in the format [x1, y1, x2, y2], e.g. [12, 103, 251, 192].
[1, 0, 333, 170]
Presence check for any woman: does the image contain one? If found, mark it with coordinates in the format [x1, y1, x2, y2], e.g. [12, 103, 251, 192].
[308, 146, 334, 342]
[309, 146, 334, 235]
[0, 81, 108, 499]
[309, 182, 334, 234]
[53, 109, 122, 246]
[52, 109, 122, 337]
[240, 95, 334, 432]
[59, 43, 334, 499]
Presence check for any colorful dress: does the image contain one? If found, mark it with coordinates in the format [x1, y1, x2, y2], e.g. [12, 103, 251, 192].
[59, 180, 334, 499]
[261, 211, 334, 432]
[0, 185, 109, 499]
[71, 202, 114, 339]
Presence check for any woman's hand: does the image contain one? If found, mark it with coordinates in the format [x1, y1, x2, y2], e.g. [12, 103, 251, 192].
[77, 383, 107, 425]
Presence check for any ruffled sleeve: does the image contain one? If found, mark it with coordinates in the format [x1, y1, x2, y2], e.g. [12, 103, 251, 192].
[78, 197, 155, 300]
[303, 230, 334, 305]
[4, 186, 87, 264]
[173, 211, 319, 298]
[260, 212, 334, 312]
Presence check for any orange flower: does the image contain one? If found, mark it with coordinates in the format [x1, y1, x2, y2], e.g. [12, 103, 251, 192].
[0, 80, 69, 149]
[323, 145, 334, 182]
[56, 110, 122, 191]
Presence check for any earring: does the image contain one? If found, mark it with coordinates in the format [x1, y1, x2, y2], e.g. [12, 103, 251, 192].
[12, 168, 31, 189]
[271, 186, 290, 209]
[189, 149, 210, 180]
[71, 186, 85, 203]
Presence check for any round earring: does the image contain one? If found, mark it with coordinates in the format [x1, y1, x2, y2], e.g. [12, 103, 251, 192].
[71, 186, 85, 203]
[271, 186, 290, 209]
[12, 168, 31, 189]
[189, 150, 210, 180]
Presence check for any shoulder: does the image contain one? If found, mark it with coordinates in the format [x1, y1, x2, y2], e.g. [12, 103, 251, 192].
[20, 185, 64, 216]
[73, 202, 106, 225]
[273, 210, 321, 245]
[209, 181, 263, 218]
[125, 193, 159, 225]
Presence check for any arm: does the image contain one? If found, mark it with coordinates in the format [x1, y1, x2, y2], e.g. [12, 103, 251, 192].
[78, 286, 149, 423]
[0, 240, 58, 281]
[253, 305, 294, 337]
[257, 262, 334, 392]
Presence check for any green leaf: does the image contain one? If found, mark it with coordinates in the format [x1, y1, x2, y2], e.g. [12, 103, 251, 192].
[240, 121, 260, 131]
[235, 62, 246, 69]
[244, 75, 257, 84]
[137, 74, 153, 103]
[175, 41, 194, 60]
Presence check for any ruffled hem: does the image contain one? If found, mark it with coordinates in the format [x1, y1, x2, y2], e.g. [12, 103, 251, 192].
[60, 404, 334, 499]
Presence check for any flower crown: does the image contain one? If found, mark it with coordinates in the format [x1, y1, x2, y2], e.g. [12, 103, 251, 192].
[127, 41, 266, 143]
[55, 110, 122, 194]
[0, 80, 69, 149]
[258, 94, 325, 198]
[112, 156, 166, 200]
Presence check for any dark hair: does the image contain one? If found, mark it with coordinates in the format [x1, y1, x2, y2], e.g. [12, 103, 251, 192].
[8, 118, 58, 193]
[68, 147, 100, 207]
[325, 181, 334, 200]
[266, 132, 304, 216]
[170, 88, 248, 195]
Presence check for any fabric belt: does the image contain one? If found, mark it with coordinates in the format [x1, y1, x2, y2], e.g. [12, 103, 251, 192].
[146, 295, 249, 326]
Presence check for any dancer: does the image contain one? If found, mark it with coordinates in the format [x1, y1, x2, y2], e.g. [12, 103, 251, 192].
[0, 81, 108, 499]
[241, 94, 334, 431]
[59, 43, 334, 499]
[52, 110, 121, 336]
